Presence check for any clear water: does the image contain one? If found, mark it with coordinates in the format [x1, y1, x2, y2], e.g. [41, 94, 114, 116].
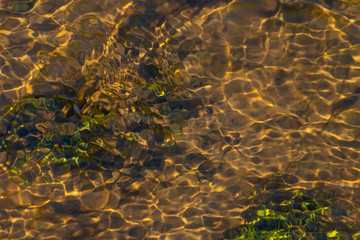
[0, 0, 360, 239]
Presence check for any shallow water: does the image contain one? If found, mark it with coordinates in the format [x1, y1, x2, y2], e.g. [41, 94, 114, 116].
[1, 0, 360, 239]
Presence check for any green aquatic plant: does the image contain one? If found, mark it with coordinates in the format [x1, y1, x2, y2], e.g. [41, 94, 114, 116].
[0, 26, 198, 185]
[0, 46, 193, 184]
[223, 175, 360, 240]
[0, 92, 179, 184]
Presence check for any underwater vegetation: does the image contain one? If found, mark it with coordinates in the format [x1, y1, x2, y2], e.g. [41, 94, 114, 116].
[0, 66, 193, 185]
[0, 0, 210, 186]
[223, 174, 360, 240]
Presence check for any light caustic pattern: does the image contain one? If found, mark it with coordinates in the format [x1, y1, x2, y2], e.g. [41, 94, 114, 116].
[1, 0, 360, 239]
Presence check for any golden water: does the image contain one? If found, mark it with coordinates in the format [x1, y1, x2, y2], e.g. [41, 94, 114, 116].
[1, 0, 360, 239]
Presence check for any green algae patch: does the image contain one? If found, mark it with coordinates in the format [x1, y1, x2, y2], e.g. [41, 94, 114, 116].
[223, 175, 360, 240]
[0, 94, 180, 185]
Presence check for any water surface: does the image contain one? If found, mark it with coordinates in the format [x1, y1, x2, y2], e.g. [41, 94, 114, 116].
[1, 0, 360, 239]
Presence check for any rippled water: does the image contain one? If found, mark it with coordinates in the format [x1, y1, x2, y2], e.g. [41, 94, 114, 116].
[1, 0, 360, 239]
